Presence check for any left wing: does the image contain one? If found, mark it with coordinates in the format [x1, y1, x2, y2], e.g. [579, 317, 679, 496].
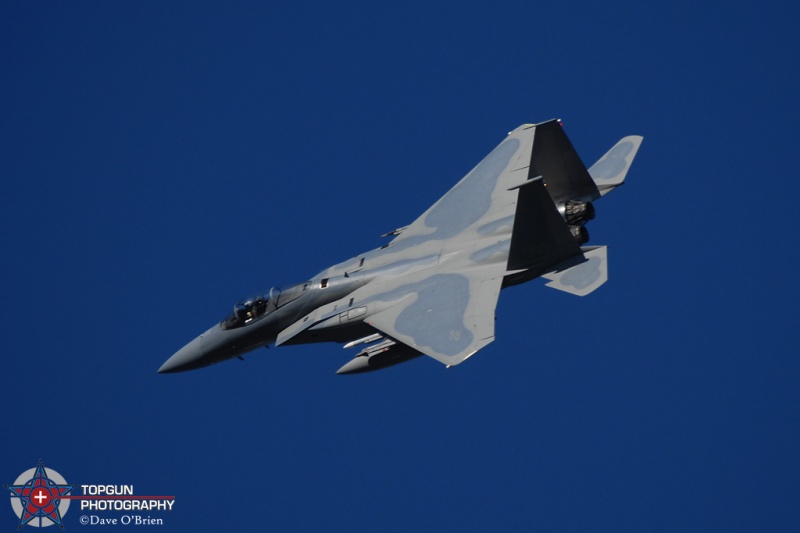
[275, 263, 505, 368]
[361, 266, 504, 367]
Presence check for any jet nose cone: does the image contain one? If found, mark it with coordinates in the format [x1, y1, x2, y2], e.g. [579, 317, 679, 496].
[158, 334, 208, 374]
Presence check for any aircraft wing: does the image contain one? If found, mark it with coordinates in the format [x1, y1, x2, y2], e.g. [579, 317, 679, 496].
[387, 124, 538, 253]
[275, 262, 505, 367]
[359, 266, 505, 367]
[353, 124, 546, 365]
[366, 120, 610, 365]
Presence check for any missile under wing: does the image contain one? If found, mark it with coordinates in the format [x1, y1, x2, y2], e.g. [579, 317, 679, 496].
[158, 120, 642, 374]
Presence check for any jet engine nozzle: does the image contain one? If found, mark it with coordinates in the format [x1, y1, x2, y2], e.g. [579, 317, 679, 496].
[563, 200, 595, 225]
[568, 224, 589, 245]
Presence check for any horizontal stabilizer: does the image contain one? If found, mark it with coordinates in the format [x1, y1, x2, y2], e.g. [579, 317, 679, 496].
[541, 246, 607, 296]
[589, 136, 643, 196]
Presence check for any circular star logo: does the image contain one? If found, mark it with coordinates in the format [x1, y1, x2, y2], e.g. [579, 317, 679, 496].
[4, 460, 76, 529]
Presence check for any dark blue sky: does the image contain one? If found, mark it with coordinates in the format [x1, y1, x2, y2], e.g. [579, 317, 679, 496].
[3, 1, 799, 531]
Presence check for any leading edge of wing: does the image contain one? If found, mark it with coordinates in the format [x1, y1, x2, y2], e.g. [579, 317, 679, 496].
[385, 124, 537, 253]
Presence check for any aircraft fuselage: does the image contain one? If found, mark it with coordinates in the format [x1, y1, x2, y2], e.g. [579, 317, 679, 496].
[158, 120, 641, 375]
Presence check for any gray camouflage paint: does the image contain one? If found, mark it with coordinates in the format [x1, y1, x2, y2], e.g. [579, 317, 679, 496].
[588, 135, 643, 194]
[361, 274, 473, 357]
[387, 138, 520, 252]
[159, 122, 641, 374]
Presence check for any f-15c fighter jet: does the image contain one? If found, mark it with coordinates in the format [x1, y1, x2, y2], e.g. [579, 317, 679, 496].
[159, 120, 642, 375]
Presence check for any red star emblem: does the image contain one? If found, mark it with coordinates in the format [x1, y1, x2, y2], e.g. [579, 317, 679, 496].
[4, 460, 75, 529]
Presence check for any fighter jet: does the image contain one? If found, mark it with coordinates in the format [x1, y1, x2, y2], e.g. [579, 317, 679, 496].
[158, 120, 642, 374]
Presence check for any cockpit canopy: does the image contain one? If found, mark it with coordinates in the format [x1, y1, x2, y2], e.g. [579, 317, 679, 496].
[221, 294, 270, 329]
[221, 283, 309, 330]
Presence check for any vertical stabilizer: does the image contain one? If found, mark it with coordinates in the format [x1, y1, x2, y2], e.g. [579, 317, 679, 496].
[589, 136, 643, 196]
[530, 120, 600, 206]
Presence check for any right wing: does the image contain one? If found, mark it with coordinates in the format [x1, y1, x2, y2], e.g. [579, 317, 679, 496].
[385, 124, 537, 253]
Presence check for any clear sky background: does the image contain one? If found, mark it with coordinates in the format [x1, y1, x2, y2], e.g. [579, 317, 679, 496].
[3, 1, 799, 531]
